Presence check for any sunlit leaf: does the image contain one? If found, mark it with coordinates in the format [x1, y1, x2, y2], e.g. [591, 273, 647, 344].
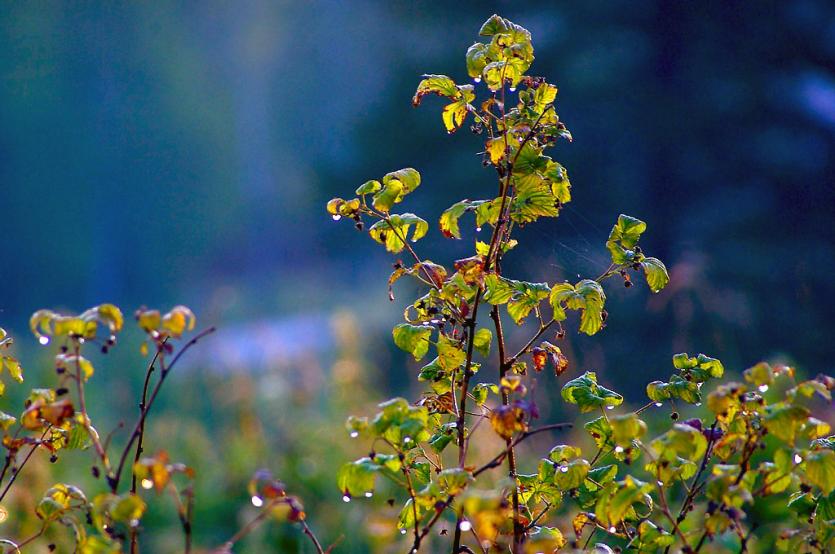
[561, 371, 623, 413]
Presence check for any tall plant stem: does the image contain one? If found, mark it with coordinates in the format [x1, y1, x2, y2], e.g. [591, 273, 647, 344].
[74, 344, 110, 473]
[491, 306, 523, 548]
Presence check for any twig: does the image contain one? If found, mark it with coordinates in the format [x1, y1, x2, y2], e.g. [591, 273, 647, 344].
[0, 426, 51, 502]
[111, 327, 216, 492]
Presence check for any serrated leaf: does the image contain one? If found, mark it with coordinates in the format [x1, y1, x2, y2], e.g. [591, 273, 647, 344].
[640, 257, 669, 293]
[368, 213, 429, 253]
[561, 371, 623, 413]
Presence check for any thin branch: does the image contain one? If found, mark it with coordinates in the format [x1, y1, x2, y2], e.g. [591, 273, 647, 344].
[0, 427, 52, 503]
[110, 327, 215, 492]
[131, 342, 166, 494]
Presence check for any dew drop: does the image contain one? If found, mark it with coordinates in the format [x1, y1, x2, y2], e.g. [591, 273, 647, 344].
[509, 87, 517, 92]
[349, 431, 359, 438]
[606, 405, 615, 410]
[251, 495, 264, 507]
[476, 227, 482, 232]
[474, 77, 481, 83]
[403, 436, 412, 444]
[614, 446, 624, 453]
[654, 402, 663, 407]
[332, 214, 342, 221]
[364, 491, 373, 498]
[559, 465, 569, 473]
[459, 520, 472, 532]
[38, 336, 49, 345]
[342, 495, 351, 503]
[608, 526, 617, 533]
[141, 478, 154, 490]
[400, 529, 407, 535]
[758, 384, 769, 393]
[794, 454, 803, 464]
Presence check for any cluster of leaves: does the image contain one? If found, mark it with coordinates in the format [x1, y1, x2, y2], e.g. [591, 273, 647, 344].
[0, 306, 327, 553]
[329, 14, 834, 554]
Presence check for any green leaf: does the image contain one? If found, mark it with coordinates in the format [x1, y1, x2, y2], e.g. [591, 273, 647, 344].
[337, 458, 379, 497]
[526, 527, 567, 551]
[650, 424, 707, 463]
[764, 403, 810, 444]
[561, 371, 623, 413]
[671, 352, 724, 382]
[609, 214, 646, 248]
[510, 178, 559, 223]
[473, 328, 493, 357]
[110, 493, 146, 523]
[548, 444, 582, 463]
[439, 200, 487, 239]
[437, 468, 473, 494]
[743, 362, 774, 387]
[368, 213, 429, 253]
[553, 458, 591, 490]
[594, 476, 652, 528]
[646, 374, 702, 404]
[465, 42, 489, 79]
[640, 257, 669, 293]
[805, 450, 835, 494]
[483, 275, 550, 325]
[585, 416, 614, 449]
[413, 74, 459, 101]
[546, 162, 571, 204]
[369, 168, 421, 213]
[355, 179, 382, 196]
[532, 83, 558, 113]
[610, 413, 647, 447]
[441, 86, 475, 133]
[392, 324, 432, 360]
[436, 335, 466, 370]
[549, 279, 606, 335]
[606, 214, 646, 264]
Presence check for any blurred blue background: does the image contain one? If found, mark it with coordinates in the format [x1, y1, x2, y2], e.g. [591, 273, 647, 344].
[1, 1, 834, 551]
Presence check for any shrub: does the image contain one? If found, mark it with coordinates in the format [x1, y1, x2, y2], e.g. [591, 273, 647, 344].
[0, 307, 326, 553]
[328, 14, 834, 554]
